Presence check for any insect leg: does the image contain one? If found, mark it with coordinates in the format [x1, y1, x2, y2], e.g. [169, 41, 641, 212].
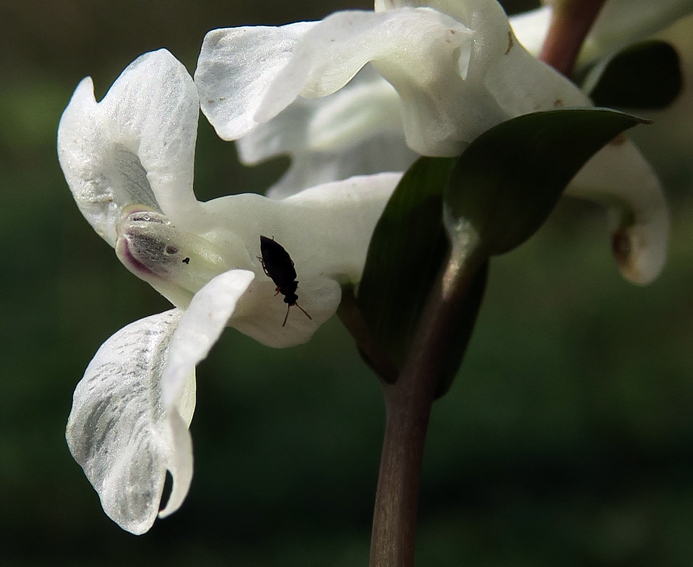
[257, 256, 271, 278]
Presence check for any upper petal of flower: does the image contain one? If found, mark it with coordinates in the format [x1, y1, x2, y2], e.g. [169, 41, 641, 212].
[58, 49, 201, 246]
[65, 309, 195, 535]
[196, 2, 588, 156]
[197, 8, 482, 154]
[195, 21, 317, 141]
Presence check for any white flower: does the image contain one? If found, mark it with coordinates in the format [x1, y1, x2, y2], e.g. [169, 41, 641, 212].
[197, 0, 589, 157]
[58, 49, 399, 534]
[195, 0, 670, 285]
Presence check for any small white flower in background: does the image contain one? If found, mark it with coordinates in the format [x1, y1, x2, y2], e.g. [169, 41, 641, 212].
[58, 49, 399, 534]
[514, 1, 693, 195]
[195, 0, 672, 285]
[517, 0, 693, 64]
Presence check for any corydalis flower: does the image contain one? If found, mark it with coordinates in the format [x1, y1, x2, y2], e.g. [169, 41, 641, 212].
[195, 0, 670, 285]
[58, 49, 398, 534]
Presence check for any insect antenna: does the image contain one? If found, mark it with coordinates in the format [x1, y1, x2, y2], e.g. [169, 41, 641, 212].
[295, 302, 312, 320]
[282, 302, 313, 327]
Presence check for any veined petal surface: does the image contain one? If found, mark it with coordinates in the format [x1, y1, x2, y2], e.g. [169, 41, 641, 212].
[197, 2, 589, 156]
[197, 8, 487, 155]
[65, 310, 195, 535]
[196, 21, 317, 141]
[58, 49, 201, 246]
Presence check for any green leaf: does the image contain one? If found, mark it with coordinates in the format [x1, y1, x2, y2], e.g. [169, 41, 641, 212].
[356, 157, 455, 370]
[583, 40, 682, 110]
[444, 108, 646, 257]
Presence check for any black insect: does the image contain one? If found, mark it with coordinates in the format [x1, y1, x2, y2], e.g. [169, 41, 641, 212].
[259, 235, 312, 327]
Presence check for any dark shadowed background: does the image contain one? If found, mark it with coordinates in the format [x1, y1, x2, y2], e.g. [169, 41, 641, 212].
[1, 1, 693, 565]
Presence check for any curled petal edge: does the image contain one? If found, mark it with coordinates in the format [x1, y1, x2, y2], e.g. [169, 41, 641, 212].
[58, 49, 201, 247]
[567, 139, 669, 284]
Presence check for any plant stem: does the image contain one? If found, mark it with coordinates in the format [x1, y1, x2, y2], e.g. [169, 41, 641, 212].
[540, 0, 607, 76]
[369, 360, 435, 567]
[369, 251, 483, 567]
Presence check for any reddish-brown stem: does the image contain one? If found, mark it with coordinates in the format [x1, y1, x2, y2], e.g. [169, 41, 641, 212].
[540, 0, 607, 76]
[369, 253, 482, 567]
[369, 375, 435, 567]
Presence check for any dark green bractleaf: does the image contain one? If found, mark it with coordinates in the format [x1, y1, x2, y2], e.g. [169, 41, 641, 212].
[583, 40, 682, 109]
[445, 108, 646, 256]
[354, 108, 644, 392]
[356, 157, 455, 370]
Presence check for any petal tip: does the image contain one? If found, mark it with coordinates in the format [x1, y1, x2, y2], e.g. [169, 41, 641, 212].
[611, 223, 668, 285]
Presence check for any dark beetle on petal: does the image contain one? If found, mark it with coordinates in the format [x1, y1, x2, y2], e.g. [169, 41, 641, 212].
[259, 235, 312, 327]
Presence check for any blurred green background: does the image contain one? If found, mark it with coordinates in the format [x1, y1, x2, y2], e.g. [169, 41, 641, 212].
[1, 0, 693, 565]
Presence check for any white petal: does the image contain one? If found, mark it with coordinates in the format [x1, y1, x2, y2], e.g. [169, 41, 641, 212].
[197, 4, 593, 156]
[157, 407, 193, 519]
[238, 65, 402, 162]
[196, 9, 483, 155]
[231, 277, 342, 347]
[58, 50, 201, 246]
[236, 65, 416, 197]
[375, 0, 507, 25]
[158, 269, 254, 514]
[510, 6, 552, 56]
[65, 310, 195, 535]
[195, 173, 401, 282]
[265, 8, 484, 156]
[566, 139, 669, 284]
[195, 22, 317, 141]
[162, 270, 255, 411]
[262, 132, 416, 199]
